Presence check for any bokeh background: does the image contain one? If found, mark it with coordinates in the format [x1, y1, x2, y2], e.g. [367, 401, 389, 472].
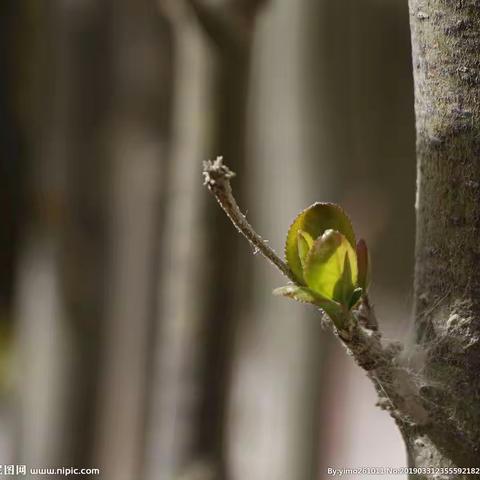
[0, 1, 416, 479]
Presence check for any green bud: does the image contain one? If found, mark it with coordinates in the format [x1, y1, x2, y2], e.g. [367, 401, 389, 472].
[285, 203, 356, 284]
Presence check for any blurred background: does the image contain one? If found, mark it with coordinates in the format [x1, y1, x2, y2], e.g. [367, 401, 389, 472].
[0, 0, 416, 479]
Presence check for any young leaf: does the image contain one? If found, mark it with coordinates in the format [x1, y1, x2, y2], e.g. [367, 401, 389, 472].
[297, 230, 314, 269]
[285, 203, 356, 284]
[303, 229, 358, 304]
[333, 252, 355, 306]
[356, 239, 371, 290]
[273, 285, 321, 304]
[273, 285, 343, 319]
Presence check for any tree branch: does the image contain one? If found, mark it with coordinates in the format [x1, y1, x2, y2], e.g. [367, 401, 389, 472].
[203, 157, 296, 282]
[202, 157, 432, 433]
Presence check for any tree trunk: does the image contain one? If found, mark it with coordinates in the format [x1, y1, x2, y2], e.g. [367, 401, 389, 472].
[408, 1, 480, 474]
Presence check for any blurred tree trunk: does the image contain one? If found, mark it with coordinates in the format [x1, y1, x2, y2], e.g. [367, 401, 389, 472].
[188, 3, 260, 478]
[0, 1, 25, 325]
[144, 2, 264, 479]
[17, 1, 174, 477]
[15, 0, 111, 470]
[93, 2, 174, 480]
[143, 5, 212, 479]
[406, 0, 480, 471]
[0, 0, 27, 463]
[228, 2, 329, 479]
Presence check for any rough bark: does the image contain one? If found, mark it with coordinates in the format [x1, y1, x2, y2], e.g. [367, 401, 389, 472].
[407, 0, 480, 475]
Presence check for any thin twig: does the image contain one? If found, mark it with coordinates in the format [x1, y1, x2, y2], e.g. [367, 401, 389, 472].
[202, 157, 296, 282]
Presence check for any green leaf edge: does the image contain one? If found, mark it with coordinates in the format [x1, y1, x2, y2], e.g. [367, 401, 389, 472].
[273, 285, 343, 318]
